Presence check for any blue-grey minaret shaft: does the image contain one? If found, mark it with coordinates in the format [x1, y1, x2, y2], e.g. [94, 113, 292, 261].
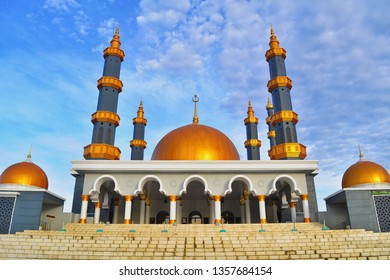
[83, 28, 125, 160]
[130, 101, 147, 160]
[265, 28, 306, 160]
[244, 101, 261, 160]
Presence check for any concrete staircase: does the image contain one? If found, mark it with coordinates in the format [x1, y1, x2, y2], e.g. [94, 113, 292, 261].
[0, 223, 389, 260]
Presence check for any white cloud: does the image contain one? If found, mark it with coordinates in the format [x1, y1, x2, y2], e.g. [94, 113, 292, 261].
[97, 18, 119, 37]
[43, 0, 80, 11]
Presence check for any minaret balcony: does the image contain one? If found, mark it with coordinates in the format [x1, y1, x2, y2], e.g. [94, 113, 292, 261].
[97, 76, 123, 93]
[265, 47, 286, 62]
[103, 47, 125, 61]
[267, 131, 276, 139]
[133, 117, 147, 125]
[244, 139, 261, 148]
[83, 144, 121, 160]
[268, 143, 307, 160]
[244, 116, 259, 125]
[270, 110, 298, 126]
[91, 111, 120, 126]
[267, 76, 292, 92]
[130, 139, 147, 149]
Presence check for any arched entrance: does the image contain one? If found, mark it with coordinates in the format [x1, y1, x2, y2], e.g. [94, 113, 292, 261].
[135, 175, 168, 224]
[181, 176, 210, 224]
[221, 210, 234, 224]
[156, 211, 170, 224]
[189, 211, 203, 224]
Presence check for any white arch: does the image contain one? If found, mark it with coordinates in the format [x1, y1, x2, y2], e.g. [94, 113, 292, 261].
[180, 175, 211, 196]
[90, 174, 121, 195]
[135, 175, 166, 196]
[268, 174, 301, 196]
[225, 175, 255, 196]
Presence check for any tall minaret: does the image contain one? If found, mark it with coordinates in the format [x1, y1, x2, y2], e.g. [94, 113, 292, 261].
[83, 28, 125, 160]
[265, 96, 276, 148]
[130, 101, 147, 160]
[244, 101, 261, 160]
[265, 27, 306, 160]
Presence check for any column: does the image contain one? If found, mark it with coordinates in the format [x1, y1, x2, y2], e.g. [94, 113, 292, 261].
[169, 196, 177, 224]
[124, 195, 133, 224]
[240, 195, 246, 224]
[244, 189, 251, 223]
[176, 198, 182, 224]
[139, 194, 146, 224]
[210, 197, 215, 224]
[79, 194, 89, 224]
[145, 197, 151, 224]
[290, 202, 297, 223]
[94, 202, 101, 224]
[272, 200, 278, 223]
[214, 195, 222, 224]
[301, 194, 311, 223]
[112, 199, 120, 224]
[258, 195, 267, 224]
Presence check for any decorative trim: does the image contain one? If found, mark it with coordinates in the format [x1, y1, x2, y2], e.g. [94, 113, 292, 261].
[79, 218, 87, 224]
[103, 47, 125, 61]
[91, 111, 120, 126]
[81, 195, 89, 201]
[258, 195, 266, 201]
[170, 196, 178, 202]
[95, 202, 102, 208]
[124, 195, 133, 202]
[300, 194, 309, 200]
[267, 130, 276, 139]
[244, 116, 259, 125]
[268, 143, 307, 160]
[267, 76, 292, 92]
[130, 139, 147, 149]
[260, 219, 267, 224]
[244, 139, 261, 148]
[304, 218, 311, 223]
[213, 195, 222, 202]
[265, 47, 286, 62]
[214, 219, 222, 224]
[290, 202, 297, 208]
[97, 76, 123, 93]
[123, 219, 132, 224]
[133, 117, 147, 125]
[270, 110, 298, 126]
[169, 219, 176, 224]
[83, 143, 121, 160]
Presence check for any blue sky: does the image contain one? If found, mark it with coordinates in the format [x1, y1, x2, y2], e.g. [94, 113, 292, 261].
[1, 0, 389, 212]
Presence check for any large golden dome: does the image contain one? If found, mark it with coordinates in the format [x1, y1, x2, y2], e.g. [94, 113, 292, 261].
[342, 158, 390, 189]
[151, 123, 240, 160]
[0, 156, 48, 189]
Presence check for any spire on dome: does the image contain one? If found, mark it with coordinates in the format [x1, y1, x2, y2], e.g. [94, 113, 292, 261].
[110, 26, 121, 49]
[192, 95, 199, 124]
[358, 144, 364, 161]
[26, 145, 32, 162]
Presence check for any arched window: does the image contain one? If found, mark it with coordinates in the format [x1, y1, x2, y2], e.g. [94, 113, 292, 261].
[106, 128, 112, 144]
[97, 126, 104, 143]
[189, 211, 203, 224]
[156, 211, 170, 224]
[221, 211, 235, 224]
[286, 126, 292, 143]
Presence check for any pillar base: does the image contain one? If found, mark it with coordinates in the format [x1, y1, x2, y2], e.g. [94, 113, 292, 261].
[123, 219, 132, 224]
[304, 218, 311, 223]
[79, 218, 87, 224]
[169, 219, 176, 225]
[214, 219, 222, 224]
[260, 219, 267, 224]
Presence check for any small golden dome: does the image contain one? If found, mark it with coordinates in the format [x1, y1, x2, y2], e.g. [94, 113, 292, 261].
[151, 123, 240, 160]
[342, 159, 390, 188]
[0, 157, 48, 189]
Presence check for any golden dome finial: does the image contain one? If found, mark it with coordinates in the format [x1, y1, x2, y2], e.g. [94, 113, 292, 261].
[110, 25, 121, 48]
[27, 145, 32, 161]
[247, 100, 254, 118]
[192, 94, 199, 124]
[133, 99, 147, 125]
[269, 26, 280, 49]
[358, 144, 364, 161]
[137, 99, 144, 118]
[266, 96, 273, 110]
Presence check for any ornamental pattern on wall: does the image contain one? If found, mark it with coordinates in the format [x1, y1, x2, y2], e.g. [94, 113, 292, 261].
[0, 197, 16, 234]
[373, 195, 390, 232]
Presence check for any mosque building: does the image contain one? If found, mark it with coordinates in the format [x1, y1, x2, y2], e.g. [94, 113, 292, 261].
[69, 28, 319, 226]
[0, 149, 67, 234]
[1, 27, 389, 234]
